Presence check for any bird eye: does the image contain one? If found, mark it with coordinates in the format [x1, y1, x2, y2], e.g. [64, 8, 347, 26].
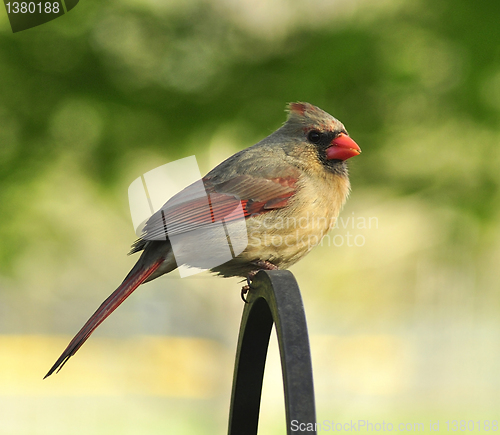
[307, 130, 322, 144]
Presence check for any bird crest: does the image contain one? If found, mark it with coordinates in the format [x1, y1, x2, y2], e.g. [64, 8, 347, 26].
[285, 102, 342, 132]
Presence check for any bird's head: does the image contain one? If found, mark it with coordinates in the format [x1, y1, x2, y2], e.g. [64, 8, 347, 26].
[281, 102, 361, 166]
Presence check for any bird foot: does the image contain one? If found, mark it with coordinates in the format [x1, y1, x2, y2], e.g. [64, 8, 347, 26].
[240, 284, 250, 303]
[251, 260, 279, 272]
[240, 261, 279, 303]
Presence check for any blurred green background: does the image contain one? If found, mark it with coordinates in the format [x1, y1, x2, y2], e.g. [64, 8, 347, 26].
[1, 0, 500, 433]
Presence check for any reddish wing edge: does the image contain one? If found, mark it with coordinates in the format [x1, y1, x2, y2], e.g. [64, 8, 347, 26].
[134, 174, 298, 246]
[44, 258, 164, 379]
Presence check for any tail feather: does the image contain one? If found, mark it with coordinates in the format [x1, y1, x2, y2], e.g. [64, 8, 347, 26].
[44, 258, 164, 379]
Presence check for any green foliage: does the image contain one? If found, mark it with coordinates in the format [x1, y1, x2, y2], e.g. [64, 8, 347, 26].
[0, 0, 499, 271]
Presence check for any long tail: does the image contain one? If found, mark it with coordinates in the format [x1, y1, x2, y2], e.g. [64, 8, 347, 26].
[44, 257, 165, 379]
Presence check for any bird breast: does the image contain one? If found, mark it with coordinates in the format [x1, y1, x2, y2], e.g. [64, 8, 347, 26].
[242, 171, 351, 269]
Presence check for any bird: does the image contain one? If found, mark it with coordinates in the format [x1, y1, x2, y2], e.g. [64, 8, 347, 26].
[44, 102, 361, 378]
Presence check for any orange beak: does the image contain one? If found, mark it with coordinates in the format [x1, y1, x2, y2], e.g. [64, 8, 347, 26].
[325, 133, 361, 161]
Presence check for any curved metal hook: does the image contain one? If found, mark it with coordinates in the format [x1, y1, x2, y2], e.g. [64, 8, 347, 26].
[228, 270, 317, 435]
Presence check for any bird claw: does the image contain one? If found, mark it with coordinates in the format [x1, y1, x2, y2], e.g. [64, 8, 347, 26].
[240, 285, 250, 303]
[252, 260, 279, 271]
[240, 261, 279, 303]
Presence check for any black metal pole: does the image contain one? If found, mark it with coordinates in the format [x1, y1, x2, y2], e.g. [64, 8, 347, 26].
[228, 270, 317, 435]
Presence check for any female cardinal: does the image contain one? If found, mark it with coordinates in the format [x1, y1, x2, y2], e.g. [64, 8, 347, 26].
[44, 102, 361, 378]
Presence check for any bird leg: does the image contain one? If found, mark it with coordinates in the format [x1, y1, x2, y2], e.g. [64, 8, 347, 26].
[241, 261, 279, 303]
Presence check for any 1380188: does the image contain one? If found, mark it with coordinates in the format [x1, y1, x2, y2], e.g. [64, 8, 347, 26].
[5, 2, 60, 13]
[446, 420, 498, 431]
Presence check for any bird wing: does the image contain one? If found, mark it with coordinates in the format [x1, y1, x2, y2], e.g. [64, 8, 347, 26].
[131, 172, 299, 252]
